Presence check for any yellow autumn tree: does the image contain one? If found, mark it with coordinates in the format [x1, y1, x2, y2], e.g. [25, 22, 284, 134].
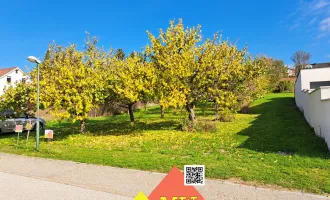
[201, 36, 249, 120]
[235, 55, 270, 112]
[105, 52, 155, 123]
[31, 36, 107, 133]
[0, 82, 36, 116]
[147, 20, 252, 121]
[146, 19, 202, 120]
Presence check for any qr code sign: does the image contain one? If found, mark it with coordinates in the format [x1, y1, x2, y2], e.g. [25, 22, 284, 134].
[184, 165, 205, 186]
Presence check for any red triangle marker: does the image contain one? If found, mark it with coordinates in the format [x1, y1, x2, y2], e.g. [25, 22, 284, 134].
[148, 166, 205, 200]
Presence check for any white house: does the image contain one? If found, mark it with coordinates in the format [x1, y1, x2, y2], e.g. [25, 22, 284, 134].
[287, 68, 296, 77]
[295, 63, 330, 150]
[0, 67, 30, 95]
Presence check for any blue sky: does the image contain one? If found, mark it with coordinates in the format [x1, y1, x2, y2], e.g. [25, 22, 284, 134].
[0, 0, 330, 71]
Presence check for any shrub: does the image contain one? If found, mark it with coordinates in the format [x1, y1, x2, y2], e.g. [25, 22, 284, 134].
[177, 118, 217, 133]
[219, 112, 235, 122]
[216, 108, 235, 122]
[194, 120, 217, 133]
[177, 118, 195, 132]
[275, 81, 294, 93]
[239, 105, 250, 114]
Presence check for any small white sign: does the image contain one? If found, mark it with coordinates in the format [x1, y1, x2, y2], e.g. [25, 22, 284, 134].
[45, 130, 54, 139]
[15, 125, 23, 133]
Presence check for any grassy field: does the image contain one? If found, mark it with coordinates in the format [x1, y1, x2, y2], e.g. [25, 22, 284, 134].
[0, 93, 329, 194]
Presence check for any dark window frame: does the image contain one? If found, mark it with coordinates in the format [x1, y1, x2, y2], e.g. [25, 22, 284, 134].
[310, 81, 330, 89]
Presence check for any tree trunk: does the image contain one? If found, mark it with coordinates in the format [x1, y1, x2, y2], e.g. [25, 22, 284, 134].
[160, 105, 165, 118]
[186, 102, 195, 121]
[80, 119, 86, 133]
[215, 102, 219, 121]
[128, 103, 135, 123]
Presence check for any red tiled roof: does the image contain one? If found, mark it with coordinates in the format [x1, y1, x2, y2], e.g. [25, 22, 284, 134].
[0, 67, 17, 77]
[281, 77, 297, 82]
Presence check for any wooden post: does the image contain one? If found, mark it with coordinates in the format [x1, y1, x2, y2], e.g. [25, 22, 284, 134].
[25, 121, 32, 147]
[48, 138, 50, 152]
[17, 132, 19, 145]
[26, 130, 30, 146]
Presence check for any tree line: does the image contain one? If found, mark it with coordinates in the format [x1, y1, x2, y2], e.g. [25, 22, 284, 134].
[0, 19, 288, 133]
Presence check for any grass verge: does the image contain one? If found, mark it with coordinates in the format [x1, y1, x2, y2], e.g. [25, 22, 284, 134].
[0, 93, 329, 194]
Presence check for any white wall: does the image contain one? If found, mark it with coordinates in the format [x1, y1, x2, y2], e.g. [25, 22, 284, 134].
[295, 68, 330, 150]
[305, 87, 330, 149]
[294, 74, 303, 111]
[0, 68, 28, 95]
[300, 68, 330, 90]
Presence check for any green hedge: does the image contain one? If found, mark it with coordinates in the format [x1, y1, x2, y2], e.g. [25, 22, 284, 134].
[274, 80, 294, 93]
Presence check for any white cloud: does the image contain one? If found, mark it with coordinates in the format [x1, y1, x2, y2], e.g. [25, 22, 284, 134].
[311, 0, 330, 10]
[289, 23, 300, 31]
[308, 17, 317, 25]
[288, 0, 330, 39]
[316, 32, 327, 39]
[320, 17, 330, 32]
[298, 0, 330, 15]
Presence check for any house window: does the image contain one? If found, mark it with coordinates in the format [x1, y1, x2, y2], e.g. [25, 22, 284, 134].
[310, 81, 330, 89]
[15, 69, 18, 74]
[22, 78, 26, 83]
[7, 76, 11, 83]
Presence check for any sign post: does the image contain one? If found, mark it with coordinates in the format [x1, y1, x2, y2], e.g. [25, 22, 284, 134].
[25, 121, 32, 146]
[15, 125, 23, 145]
[45, 130, 54, 152]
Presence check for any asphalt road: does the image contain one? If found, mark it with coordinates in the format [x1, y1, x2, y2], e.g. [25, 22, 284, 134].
[0, 153, 328, 200]
[0, 172, 131, 200]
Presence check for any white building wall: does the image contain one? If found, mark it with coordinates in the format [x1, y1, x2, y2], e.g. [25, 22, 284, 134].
[302, 91, 311, 124]
[300, 68, 330, 90]
[0, 68, 28, 95]
[320, 87, 330, 100]
[306, 87, 330, 149]
[294, 74, 303, 111]
[295, 68, 330, 150]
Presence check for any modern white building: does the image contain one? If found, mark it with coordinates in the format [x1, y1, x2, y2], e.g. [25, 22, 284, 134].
[0, 67, 29, 95]
[295, 63, 330, 150]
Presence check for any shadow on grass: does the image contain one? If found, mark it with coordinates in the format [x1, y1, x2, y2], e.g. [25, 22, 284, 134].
[0, 107, 182, 142]
[238, 96, 330, 158]
[37, 118, 180, 141]
[43, 104, 214, 141]
[140, 105, 216, 118]
[86, 120, 178, 135]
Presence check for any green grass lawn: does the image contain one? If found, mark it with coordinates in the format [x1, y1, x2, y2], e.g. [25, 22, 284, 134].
[0, 93, 330, 194]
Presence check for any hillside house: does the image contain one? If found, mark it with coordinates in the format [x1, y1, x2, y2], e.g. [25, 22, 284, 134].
[0, 67, 30, 95]
[287, 68, 296, 77]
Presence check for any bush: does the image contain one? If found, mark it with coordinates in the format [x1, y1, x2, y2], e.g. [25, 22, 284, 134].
[217, 109, 235, 122]
[177, 118, 194, 132]
[239, 105, 250, 114]
[177, 118, 217, 133]
[275, 81, 294, 93]
[194, 120, 217, 133]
